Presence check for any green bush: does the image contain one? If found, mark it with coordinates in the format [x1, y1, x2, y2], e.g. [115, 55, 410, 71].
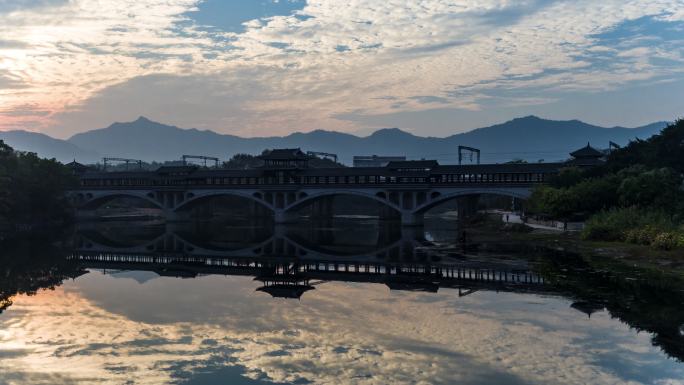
[623, 226, 660, 245]
[582, 221, 623, 242]
[582, 207, 683, 249]
[652, 232, 679, 250]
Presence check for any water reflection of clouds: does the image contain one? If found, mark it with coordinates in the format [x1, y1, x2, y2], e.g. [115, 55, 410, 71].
[0, 273, 682, 385]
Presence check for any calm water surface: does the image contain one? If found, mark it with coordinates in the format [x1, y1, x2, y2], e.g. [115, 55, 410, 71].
[1, 218, 683, 385]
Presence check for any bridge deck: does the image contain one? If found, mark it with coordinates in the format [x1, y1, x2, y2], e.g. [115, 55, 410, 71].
[70, 252, 549, 293]
[75, 162, 564, 189]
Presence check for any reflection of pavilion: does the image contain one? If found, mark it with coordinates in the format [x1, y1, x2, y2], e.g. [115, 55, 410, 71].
[256, 279, 315, 299]
[570, 301, 605, 318]
[254, 263, 315, 299]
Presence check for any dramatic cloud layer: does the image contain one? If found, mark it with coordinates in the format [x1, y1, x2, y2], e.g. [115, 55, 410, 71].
[0, 0, 683, 137]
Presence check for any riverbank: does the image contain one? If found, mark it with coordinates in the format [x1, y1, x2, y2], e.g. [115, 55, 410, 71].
[465, 214, 684, 277]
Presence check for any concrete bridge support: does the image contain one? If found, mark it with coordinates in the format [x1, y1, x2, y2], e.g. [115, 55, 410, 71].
[165, 209, 191, 222]
[275, 210, 299, 224]
[401, 212, 424, 227]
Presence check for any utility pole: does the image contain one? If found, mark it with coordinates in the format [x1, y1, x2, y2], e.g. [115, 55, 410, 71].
[182, 155, 220, 168]
[102, 157, 143, 171]
[458, 146, 480, 165]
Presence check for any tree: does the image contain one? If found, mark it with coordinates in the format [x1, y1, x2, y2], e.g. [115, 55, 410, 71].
[617, 167, 683, 212]
[608, 119, 684, 173]
[548, 167, 584, 188]
[0, 142, 76, 225]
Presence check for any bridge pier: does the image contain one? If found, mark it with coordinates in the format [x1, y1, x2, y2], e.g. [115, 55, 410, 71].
[401, 212, 424, 227]
[274, 210, 299, 224]
[165, 209, 191, 222]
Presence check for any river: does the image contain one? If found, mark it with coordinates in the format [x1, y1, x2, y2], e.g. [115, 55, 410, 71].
[0, 217, 683, 384]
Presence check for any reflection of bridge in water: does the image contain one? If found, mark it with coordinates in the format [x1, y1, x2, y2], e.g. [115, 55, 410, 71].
[72, 220, 550, 298]
[75, 222, 441, 261]
[70, 252, 548, 298]
[69, 249, 548, 299]
[67, 245, 684, 363]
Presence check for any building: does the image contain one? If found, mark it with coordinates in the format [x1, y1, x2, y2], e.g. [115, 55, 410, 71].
[353, 155, 406, 167]
[66, 160, 92, 175]
[567, 143, 605, 167]
[259, 148, 309, 169]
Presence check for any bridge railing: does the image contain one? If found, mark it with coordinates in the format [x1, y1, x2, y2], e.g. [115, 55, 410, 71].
[76, 171, 554, 189]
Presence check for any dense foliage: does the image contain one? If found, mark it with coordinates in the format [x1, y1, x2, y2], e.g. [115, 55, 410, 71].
[528, 119, 684, 248]
[0, 140, 76, 227]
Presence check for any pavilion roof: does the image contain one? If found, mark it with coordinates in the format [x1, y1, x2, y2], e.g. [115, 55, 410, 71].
[570, 143, 604, 158]
[260, 148, 308, 160]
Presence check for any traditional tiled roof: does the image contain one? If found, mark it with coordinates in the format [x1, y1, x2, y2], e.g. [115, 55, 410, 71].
[260, 148, 308, 160]
[570, 143, 604, 158]
[256, 284, 315, 299]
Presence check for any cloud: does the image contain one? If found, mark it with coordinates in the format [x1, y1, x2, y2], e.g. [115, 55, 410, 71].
[0, 0, 684, 135]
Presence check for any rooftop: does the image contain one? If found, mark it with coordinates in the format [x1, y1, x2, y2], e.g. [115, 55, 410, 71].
[260, 148, 308, 160]
[570, 143, 604, 158]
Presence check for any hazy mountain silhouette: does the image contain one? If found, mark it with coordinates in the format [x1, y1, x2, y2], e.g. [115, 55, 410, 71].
[1, 115, 669, 164]
[0, 130, 100, 162]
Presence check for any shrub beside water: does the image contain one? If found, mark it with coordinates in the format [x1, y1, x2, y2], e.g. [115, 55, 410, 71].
[582, 208, 684, 250]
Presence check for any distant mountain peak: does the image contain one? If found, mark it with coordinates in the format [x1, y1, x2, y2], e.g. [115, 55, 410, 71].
[515, 115, 542, 121]
[368, 127, 414, 137]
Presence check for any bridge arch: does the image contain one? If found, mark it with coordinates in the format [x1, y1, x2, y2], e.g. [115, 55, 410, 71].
[78, 191, 163, 210]
[283, 190, 402, 214]
[413, 188, 532, 214]
[173, 190, 275, 212]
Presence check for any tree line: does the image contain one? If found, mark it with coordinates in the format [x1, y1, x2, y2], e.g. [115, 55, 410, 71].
[528, 119, 684, 249]
[0, 141, 76, 230]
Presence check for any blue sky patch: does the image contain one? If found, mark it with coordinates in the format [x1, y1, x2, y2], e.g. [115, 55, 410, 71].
[187, 0, 307, 33]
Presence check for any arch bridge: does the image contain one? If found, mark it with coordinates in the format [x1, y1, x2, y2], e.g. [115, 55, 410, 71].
[70, 158, 565, 226]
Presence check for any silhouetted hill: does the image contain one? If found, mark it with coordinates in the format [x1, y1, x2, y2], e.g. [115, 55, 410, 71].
[0, 130, 100, 162]
[444, 116, 669, 163]
[1, 116, 669, 164]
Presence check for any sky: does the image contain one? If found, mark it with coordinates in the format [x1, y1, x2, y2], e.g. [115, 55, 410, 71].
[0, 0, 683, 139]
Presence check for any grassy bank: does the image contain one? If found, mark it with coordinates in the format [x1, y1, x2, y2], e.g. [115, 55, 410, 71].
[582, 207, 684, 250]
[463, 213, 684, 276]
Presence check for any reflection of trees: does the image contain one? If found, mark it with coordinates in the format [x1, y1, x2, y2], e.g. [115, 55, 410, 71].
[535, 250, 684, 362]
[0, 237, 84, 314]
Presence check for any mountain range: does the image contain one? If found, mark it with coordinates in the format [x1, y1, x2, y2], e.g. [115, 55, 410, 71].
[0, 116, 669, 165]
